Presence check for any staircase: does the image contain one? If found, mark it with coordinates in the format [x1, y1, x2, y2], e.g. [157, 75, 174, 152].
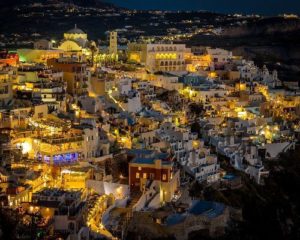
[127, 188, 142, 209]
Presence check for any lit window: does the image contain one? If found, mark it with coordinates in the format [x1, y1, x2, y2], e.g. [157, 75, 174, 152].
[136, 173, 140, 179]
[162, 174, 167, 181]
[138, 167, 142, 171]
[143, 173, 147, 179]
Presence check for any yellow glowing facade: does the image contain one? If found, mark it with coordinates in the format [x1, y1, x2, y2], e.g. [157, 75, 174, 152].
[61, 169, 92, 189]
[185, 54, 212, 71]
[0, 72, 13, 104]
[58, 40, 83, 52]
[208, 71, 218, 78]
[127, 43, 187, 72]
[155, 53, 177, 60]
[128, 53, 141, 63]
[236, 83, 247, 91]
[256, 84, 270, 101]
[64, 32, 87, 41]
[234, 107, 255, 120]
[17, 49, 63, 63]
[259, 125, 280, 142]
[180, 87, 197, 100]
[34, 135, 83, 164]
[57, 26, 90, 59]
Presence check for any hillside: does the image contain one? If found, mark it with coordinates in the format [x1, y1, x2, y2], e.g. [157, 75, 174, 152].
[0, 0, 115, 8]
[189, 146, 300, 240]
[189, 17, 300, 82]
[222, 17, 300, 37]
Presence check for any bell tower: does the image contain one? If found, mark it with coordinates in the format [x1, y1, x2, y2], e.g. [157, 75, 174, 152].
[109, 31, 118, 55]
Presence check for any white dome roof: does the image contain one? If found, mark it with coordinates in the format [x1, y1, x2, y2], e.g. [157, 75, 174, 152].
[67, 25, 85, 34]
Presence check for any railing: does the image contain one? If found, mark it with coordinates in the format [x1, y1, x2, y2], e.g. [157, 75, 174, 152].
[147, 191, 160, 209]
[132, 193, 147, 212]
[145, 191, 159, 209]
[38, 135, 83, 144]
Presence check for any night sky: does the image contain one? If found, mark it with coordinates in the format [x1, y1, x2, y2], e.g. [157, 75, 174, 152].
[105, 0, 300, 15]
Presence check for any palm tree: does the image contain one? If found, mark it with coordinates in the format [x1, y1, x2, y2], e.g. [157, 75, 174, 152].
[88, 41, 98, 67]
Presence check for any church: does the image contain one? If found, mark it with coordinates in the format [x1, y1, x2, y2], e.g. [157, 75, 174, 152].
[58, 25, 90, 54]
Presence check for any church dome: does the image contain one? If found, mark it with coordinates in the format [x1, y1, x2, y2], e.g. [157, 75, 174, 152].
[64, 24, 88, 41]
[67, 25, 85, 34]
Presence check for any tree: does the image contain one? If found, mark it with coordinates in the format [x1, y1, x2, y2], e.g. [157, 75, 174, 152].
[189, 181, 204, 198]
[191, 121, 201, 138]
[189, 103, 204, 117]
[88, 41, 98, 67]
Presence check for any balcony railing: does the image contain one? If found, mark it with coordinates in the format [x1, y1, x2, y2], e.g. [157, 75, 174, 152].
[37, 135, 83, 144]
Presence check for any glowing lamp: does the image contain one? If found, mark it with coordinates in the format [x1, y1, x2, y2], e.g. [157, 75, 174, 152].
[19, 141, 32, 154]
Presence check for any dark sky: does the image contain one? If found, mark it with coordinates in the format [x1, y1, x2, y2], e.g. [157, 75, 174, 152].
[105, 0, 300, 15]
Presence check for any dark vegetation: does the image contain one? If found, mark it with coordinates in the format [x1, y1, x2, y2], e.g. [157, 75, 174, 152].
[189, 146, 300, 240]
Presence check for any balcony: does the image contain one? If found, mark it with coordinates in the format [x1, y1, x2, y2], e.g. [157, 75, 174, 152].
[38, 135, 83, 144]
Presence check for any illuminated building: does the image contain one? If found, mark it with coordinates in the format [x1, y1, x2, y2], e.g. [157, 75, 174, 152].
[6, 186, 31, 207]
[128, 43, 188, 72]
[0, 103, 48, 129]
[33, 132, 83, 165]
[187, 149, 220, 183]
[237, 61, 259, 81]
[0, 50, 19, 66]
[227, 70, 240, 81]
[63, 25, 88, 42]
[61, 168, 93, 189]
[17, 49, 63, 63]
[109, 31, 118, 55]
[0, 71, 13, 107]
[90, 76, 106, 95]
[47, 58, 89, 96]
[206, 47, 233, 70]
[13, 68, 66, 110]
[58, 25, 89, 55]
[128, 149, 180, 203]
[179, 73, 209, 87]
[32, 188, 86, 234]
[34, 39, 53, 50]
[11, 114, 85, 165]
[118, 90, 142, 113]
[150, 74, 184, 91]
[31, 81, 66, 108]
[185, 54, 212, 72]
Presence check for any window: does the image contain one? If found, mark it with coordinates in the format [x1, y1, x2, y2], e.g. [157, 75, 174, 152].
[136, 172, 140, 179]
[138, 167, 142, 171]
[143, 173, 147, 179]
[162, 174, 167, 181]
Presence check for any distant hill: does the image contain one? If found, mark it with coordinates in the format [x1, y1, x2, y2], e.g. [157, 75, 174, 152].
[188, 16, 300, 82]
[222, 17, 300, 37]
[0, 0, 115, 8]
[0, 0, 119, 39]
